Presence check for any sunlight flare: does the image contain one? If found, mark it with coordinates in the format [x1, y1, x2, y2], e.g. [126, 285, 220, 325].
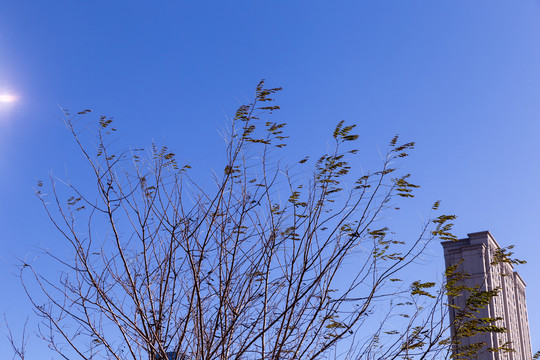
[0, 93, 17, 103]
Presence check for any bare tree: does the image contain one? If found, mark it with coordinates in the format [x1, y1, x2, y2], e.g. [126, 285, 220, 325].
[4, 316, 28, 360]
[18, 81, 521, 360]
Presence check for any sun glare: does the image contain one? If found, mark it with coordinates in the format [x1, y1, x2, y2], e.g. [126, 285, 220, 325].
[0, 91, 18, 125]
[0, 93, 17, 103]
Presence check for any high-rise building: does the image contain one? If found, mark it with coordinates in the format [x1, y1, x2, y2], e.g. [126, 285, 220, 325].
[441, 231, 532, 360]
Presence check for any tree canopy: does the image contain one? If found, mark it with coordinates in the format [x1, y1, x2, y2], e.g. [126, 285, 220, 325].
[12, 81, 534, 360]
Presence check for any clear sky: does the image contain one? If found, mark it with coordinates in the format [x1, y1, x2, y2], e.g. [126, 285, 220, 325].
[1, 1, 539, 357]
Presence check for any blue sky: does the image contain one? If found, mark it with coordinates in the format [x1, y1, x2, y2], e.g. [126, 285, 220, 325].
[1, 1, 539, 356]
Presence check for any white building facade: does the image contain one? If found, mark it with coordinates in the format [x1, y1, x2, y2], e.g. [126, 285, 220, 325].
[442, 231, 532, 360]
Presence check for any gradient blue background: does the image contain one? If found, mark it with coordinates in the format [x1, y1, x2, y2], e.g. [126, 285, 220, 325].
[1, 1, 539, 356]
